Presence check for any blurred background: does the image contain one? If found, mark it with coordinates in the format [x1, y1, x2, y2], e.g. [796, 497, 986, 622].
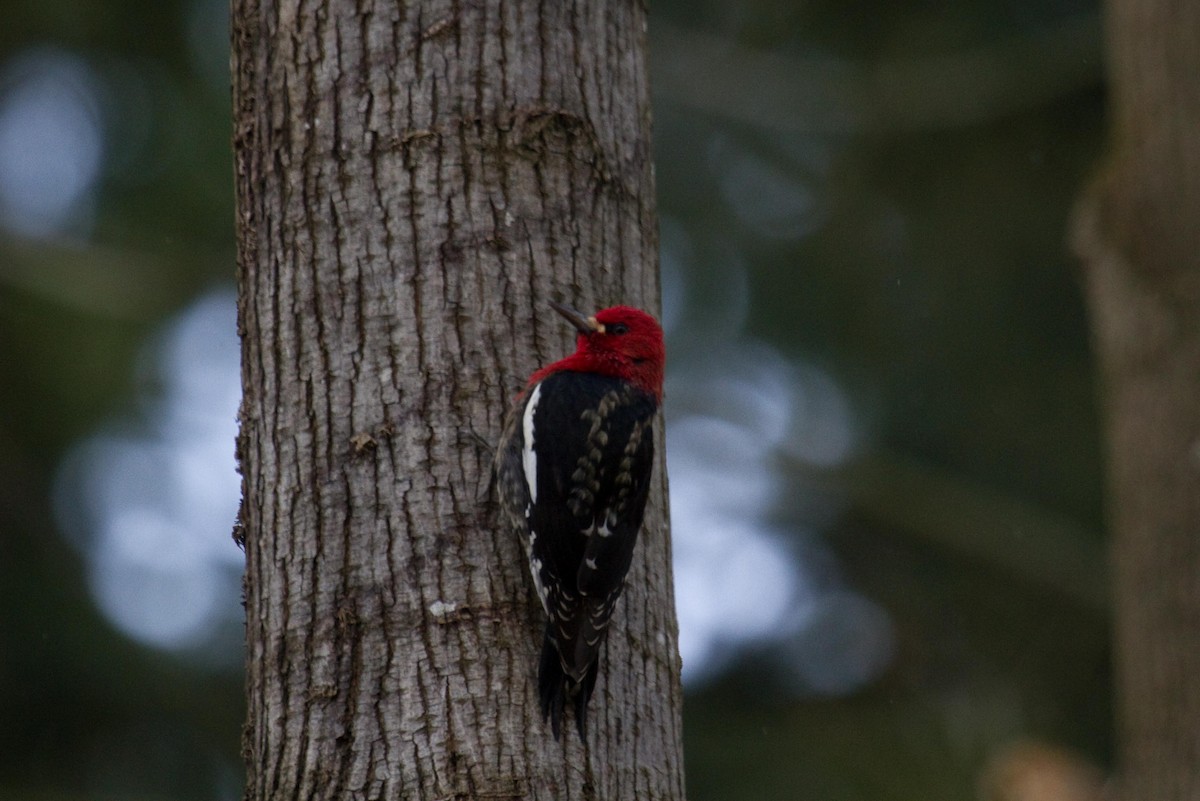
[0, 0, 1108, 799]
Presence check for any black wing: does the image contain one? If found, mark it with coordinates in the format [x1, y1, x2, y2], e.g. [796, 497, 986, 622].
[495, 370, 657, 738]
[526, 372, 656, 736]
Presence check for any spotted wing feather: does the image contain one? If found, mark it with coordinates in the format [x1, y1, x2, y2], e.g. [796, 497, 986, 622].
[522, 371, 656, 737]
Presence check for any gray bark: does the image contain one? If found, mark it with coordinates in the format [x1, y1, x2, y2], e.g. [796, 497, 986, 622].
[231, 1, 686, 799]
[1071, 0, 1200, 797]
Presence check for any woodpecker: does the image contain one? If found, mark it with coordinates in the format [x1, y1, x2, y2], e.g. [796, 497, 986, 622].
[494, 301, 665, 741]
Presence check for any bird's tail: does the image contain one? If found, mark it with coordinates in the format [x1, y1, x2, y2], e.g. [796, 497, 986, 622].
[537, 626, 599, 742]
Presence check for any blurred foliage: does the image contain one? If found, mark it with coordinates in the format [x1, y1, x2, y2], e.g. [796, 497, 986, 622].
[651, 1, 1108, 797]
[0, 0, 1107, 798]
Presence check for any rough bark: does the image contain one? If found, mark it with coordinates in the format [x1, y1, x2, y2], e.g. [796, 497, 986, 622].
[1071, 0, 1200, 797]
[231, 2, 685, 800]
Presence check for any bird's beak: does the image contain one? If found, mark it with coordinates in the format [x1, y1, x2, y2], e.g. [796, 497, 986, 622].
[550, 301, 604, 334]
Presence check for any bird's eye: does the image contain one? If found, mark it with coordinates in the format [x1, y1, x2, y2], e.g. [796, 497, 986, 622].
[610, 323, 629, 335]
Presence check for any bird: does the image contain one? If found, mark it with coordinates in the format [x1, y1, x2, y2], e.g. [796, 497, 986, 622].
[493, 300, 665, 740]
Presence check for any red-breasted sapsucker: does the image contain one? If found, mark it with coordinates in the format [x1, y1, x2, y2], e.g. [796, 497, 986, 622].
[495, 301, 665, 740]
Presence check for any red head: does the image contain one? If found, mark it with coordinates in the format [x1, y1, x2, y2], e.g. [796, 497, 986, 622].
[529, 302, 666, 402]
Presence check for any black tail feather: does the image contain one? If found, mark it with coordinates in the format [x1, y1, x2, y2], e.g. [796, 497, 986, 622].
[537, 628, 599, 742]
[538, 631, 566, 740]
[573, 658, 599, 741]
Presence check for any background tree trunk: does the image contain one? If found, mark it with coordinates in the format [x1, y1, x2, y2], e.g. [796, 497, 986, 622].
[231, 2, 685, 799]
[1072, 0, 1200, 798]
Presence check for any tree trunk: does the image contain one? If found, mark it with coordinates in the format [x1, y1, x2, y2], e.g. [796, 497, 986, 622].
[1071, 0, 1200, 798]
[231, 2, 685, 800]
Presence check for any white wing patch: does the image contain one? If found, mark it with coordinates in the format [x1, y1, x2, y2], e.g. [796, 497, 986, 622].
[521, 382, 542, 505]
[530, 555, 549, 609]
